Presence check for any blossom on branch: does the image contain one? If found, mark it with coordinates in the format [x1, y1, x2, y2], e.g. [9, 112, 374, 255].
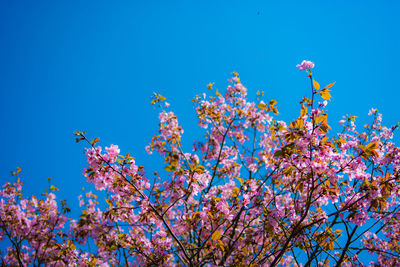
[1, 63, 400, 266]
[296, 60, 315, 71]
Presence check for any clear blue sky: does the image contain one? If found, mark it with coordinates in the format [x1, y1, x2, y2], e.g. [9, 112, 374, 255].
[1, 0, 399, 223]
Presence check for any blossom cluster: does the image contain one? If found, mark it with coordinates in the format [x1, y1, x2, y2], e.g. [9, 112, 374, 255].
[1, 62, 400, 266]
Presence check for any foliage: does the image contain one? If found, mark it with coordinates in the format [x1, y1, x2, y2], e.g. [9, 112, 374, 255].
[1, 62, 400, 266]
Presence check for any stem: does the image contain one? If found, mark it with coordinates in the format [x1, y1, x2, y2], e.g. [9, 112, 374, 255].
[268, 73, 318, 267]
[205, 118, 236, 193]
[0, 217, 24, 267]
[335, 226, 358, 267]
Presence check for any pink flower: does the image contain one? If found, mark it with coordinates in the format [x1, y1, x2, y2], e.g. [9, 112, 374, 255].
[106, 144, 120, 157]
[105, 144, 120, 162]
[368, 108, 377, 116]
[296, 60, 315, 71]
[319, 100, 328, 108]
[145, 145, 153, 155]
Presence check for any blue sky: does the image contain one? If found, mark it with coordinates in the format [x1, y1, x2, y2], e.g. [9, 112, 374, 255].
[1, 0, 399, 242]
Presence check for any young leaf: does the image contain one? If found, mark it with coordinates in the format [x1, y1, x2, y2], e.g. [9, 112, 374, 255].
[295, 118, 304, 129]
[313, 80, 320, 90]
[164, 165, 176, 172]
[320, 90, 331, 101]
[92, 137, 100, 146]
[365, 141, 378, 151]
[314, 114, 327, 124]
[105, 198, 113, 207]
[300, 106, 307, 117]
[194, 165, 205, 174]
[211, 230, 222, 241]
[323, 82, 336, 90]
[327, 241, 334, 251]
[269, 100, 277, 107]
[50, 185, 59, 191]
[257, 102, 267, 110]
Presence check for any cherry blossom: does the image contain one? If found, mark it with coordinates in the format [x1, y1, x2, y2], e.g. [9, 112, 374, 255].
[296, 60, 315, 71]
[1, 62, 399, 266]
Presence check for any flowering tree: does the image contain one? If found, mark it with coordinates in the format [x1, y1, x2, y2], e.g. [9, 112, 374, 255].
[1, 61, 400, 266]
